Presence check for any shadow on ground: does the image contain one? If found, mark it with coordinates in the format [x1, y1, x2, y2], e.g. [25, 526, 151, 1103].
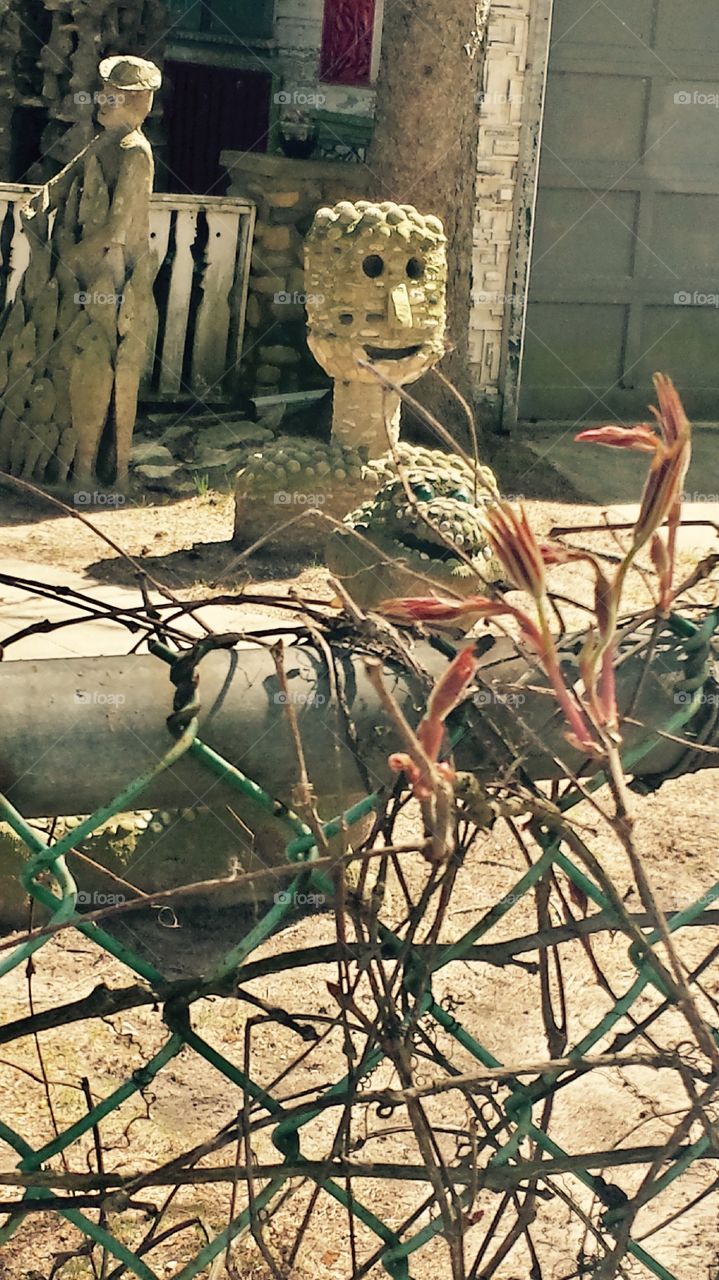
[87, 540, 321, 591]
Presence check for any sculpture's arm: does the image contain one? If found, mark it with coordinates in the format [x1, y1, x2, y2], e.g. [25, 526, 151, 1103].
[21, 142, 96, 222]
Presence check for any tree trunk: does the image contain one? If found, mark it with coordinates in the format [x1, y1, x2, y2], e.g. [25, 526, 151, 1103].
[368, 0, 491, 437]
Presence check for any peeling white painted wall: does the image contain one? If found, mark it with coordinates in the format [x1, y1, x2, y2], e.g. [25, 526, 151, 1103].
[470, 0, 532, 399]
[274, 0, 377, 117]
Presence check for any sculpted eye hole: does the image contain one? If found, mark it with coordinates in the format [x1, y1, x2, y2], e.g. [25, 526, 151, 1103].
[338, 312, 354, 325]
[406, 257, 425, 280]
[362, 254, 385, 278]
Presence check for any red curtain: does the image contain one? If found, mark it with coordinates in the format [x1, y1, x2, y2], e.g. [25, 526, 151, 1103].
[320, 0, 377, 87]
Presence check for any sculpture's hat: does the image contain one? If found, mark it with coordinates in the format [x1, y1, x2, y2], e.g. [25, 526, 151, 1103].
[98, 55, 162, 92]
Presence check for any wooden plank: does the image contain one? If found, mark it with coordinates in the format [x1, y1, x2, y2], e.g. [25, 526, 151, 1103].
[142, 206, 172, 387]
[224, 206, 256, 402]
[0, 199, 10, 308]
[190, 209, 237, 398]
[5, 206, 30, 304]
[158, 208, 197, 396]
[151, 193, 254, 214]
[0, 184, 255, 216]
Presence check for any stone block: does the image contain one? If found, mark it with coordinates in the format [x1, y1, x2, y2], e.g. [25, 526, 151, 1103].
[256, 363, 282, 385]
[261, 224, 293, 252]
[258, 344, 301, 367]
[268, 205, 305, 226]
[254, 275, 287, 296]
[135, 464, 182, 488]
[268, 191, 301, 208]
[252, 248, 291, 275]
[270, 300, 305, 322]
[246, 293, 262, 328]
[130, 441, 175, 467]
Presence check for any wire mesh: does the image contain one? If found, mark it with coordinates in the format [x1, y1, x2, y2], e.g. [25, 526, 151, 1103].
[0, 613, 718, 1280]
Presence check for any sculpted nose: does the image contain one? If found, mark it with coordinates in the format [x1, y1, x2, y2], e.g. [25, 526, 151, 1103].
[389, 284, 413, 329]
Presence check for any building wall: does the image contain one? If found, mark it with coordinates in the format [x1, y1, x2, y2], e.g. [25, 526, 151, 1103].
[274, 0, 377, 121]
[469, 0, 532, 404]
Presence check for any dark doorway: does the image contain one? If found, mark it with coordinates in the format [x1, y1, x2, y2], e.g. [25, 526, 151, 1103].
[163, 61, 271, 195]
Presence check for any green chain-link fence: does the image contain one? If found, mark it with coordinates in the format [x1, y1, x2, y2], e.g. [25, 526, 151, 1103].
[1, 614, 718, 1279]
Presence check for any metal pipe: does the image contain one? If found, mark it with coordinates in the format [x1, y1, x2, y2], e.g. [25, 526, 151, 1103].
[0, 622, 714, 819]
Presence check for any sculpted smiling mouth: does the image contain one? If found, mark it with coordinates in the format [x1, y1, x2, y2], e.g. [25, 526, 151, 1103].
[364, 343, 423, 362]
[394, 529, 464, 566]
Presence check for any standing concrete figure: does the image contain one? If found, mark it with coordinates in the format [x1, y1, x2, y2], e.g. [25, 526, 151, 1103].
[0, 55, 161, 487]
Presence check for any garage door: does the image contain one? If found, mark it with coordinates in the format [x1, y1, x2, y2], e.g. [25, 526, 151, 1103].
[519, 0, 719, 423]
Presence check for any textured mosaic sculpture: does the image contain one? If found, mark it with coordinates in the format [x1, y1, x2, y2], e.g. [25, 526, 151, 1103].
[233, 201, 448, 552]
[305, 200, 448, 456]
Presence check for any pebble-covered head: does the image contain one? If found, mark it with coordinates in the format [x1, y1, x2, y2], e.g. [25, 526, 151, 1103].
[305, 200, 448, 386]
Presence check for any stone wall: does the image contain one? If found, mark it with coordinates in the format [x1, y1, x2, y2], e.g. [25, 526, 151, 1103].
[469, 0, 532, 405]
[222, 150, 372, 395]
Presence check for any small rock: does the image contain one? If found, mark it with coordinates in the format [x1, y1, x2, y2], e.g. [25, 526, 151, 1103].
[159, 422, 194, 453]
[255, 402, 286, 432]
[258, 345, 301, 367]
[194, 446, 249, 470]
[199, 421, 272, 449]
[130, 442, 175, 467]
[134, 464, 182, 489]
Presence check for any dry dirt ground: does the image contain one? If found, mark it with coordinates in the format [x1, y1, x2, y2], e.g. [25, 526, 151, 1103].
[0, 479, 718, 1280]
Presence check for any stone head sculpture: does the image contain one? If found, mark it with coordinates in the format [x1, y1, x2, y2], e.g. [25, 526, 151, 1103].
[305, 201, 448, 455]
